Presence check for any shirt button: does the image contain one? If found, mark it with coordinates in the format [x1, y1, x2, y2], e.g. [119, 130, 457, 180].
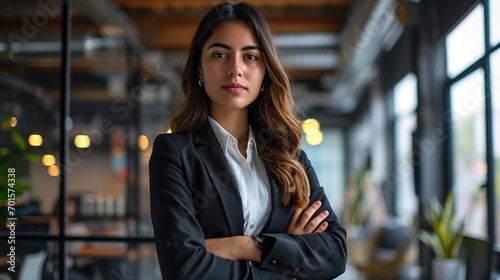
[249, 224, 255, 229]
[293, 267, 300, 273]
[232, 140, 236, 146]
[270, 260, 277, 265]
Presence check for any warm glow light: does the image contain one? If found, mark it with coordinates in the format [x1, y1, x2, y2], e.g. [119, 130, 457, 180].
[305, 130, 323, 146]
[302, 118, 320, 135]
[47, 165, 60, 176]
[10, 117, 17, 127]
[28, 134, 43, 146]
[42, 154, 56, 166]
[166, 128, 172, 134]
[138, 135, 149, 150]
[74, 135, 91, 148]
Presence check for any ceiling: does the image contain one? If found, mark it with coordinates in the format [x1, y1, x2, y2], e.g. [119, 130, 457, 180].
[115, 0, 350, 80]
[0, 0, 410, 120]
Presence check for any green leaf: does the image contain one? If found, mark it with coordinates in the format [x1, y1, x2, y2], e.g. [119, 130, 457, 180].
[421, 191, 463, 259]
[1, 117, 12, 130]
[419, 230, 444, 258]
[22, 151, 40, 162]
[10, 130, 27, 151]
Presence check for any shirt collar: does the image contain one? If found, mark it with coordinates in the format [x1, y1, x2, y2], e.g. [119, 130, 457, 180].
[207, 116, 258, 155]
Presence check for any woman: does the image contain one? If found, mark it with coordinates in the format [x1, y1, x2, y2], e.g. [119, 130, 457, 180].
[149, 2, 347, 279]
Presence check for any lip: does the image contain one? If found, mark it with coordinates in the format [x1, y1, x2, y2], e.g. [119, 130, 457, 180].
[222, 82, 247, 93]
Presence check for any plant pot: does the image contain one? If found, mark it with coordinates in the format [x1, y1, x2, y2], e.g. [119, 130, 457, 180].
[432, 258, 466, 280]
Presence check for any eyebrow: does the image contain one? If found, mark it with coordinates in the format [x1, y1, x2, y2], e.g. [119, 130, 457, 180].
[207, 42, 261, 51]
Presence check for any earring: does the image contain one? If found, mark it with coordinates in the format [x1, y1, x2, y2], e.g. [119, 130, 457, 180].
[260, 85, 264, 92]
[198, 80, 204, 87]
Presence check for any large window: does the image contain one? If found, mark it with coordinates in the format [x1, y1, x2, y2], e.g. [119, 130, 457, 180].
[491, 49, 500, 241]
[449, 69, 488, 238]
[445, 1, 499, 241]
[490, 0, 500, 47]
[301, 127, 346, 216]
[445, 4, 484, 78]
[393, 73, 418, 221]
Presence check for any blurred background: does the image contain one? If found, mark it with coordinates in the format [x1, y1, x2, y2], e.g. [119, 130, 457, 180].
[0, 0, 499, 279]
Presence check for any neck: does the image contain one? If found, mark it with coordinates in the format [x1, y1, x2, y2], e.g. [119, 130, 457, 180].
[210, 110, 249, 144]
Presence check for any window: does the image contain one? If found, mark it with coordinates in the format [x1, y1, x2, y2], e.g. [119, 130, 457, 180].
[445, 1, 498, 241]
[301, 127, 346, 215]
[450, 69, 488, 238]
[491, 49, 500, 241]
[490, 0, 500, 47]
[445, 4, 485, 78]
[393, 73, 418, 221]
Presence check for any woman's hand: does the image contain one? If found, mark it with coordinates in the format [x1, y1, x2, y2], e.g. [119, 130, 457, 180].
[286, 199, 329, 234]
[205, 236, 261, 262]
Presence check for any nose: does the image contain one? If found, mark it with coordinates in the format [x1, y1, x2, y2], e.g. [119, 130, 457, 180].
[227, 57, 243, 77]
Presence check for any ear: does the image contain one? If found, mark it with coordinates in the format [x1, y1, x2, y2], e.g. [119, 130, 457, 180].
[198, 68, 203, 81]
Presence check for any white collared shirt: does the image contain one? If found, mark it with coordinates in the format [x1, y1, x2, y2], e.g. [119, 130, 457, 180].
[208, 117, 271, 236]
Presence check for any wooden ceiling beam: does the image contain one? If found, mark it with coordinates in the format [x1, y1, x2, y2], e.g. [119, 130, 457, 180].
[114, 0, 350, 11]
[131, 13, 344, 51]
[0, 17, 100, 34]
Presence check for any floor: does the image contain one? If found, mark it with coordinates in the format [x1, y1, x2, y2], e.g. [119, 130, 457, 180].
[336, 261, 359, 280]
[336, 261, 421, 280]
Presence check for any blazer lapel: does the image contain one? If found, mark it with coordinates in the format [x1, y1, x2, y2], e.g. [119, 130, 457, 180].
[193, 121, 245, 236]
[262, 176, 293, 233]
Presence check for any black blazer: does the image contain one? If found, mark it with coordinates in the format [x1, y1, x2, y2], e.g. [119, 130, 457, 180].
[149, 121, 347, 280]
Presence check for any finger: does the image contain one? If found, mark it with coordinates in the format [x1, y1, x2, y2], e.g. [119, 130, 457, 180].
[287, 200, 310, 233]
[304, 210, 329, 233]
[290, 198, 310, 225]
[290, 205, 303, 225]
[296, 200, 322, 228]
[314, 221, 328, 233]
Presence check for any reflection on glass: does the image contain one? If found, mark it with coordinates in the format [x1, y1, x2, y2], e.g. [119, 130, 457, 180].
[451, 69, 487, 239]
[393, 73, 418, 221]
[490, 0, 500, 46]
[446, 4, 485, 78]
[491, 50, 500, 242]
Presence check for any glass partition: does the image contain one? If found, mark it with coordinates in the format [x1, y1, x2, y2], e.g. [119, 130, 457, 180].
[0, 1, 172, 279]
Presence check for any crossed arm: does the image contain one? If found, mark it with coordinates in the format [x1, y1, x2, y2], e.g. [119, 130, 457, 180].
[205, 199, 330, 262]
[150, 134, 347, 279]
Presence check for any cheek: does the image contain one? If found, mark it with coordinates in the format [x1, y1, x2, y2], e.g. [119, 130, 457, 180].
[247, 66, 265, 81]
[202, 63, 223, 81]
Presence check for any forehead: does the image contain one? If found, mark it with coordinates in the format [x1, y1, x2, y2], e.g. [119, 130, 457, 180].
[204, 21, 260, 48]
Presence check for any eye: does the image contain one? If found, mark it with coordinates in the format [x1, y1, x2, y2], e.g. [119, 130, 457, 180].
[245, 54, 258, 61]
[212, 52, 226, 58]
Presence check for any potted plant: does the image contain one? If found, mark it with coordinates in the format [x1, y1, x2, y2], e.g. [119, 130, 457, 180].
[0, 116, 39, 223]
[419, 191, 466, 280]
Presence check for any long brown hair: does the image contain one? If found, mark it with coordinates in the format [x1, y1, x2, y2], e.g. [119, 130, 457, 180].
[169, 2, 309, 207]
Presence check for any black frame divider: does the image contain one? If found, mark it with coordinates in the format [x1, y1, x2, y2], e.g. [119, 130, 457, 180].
[58, 1, 71, 279]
